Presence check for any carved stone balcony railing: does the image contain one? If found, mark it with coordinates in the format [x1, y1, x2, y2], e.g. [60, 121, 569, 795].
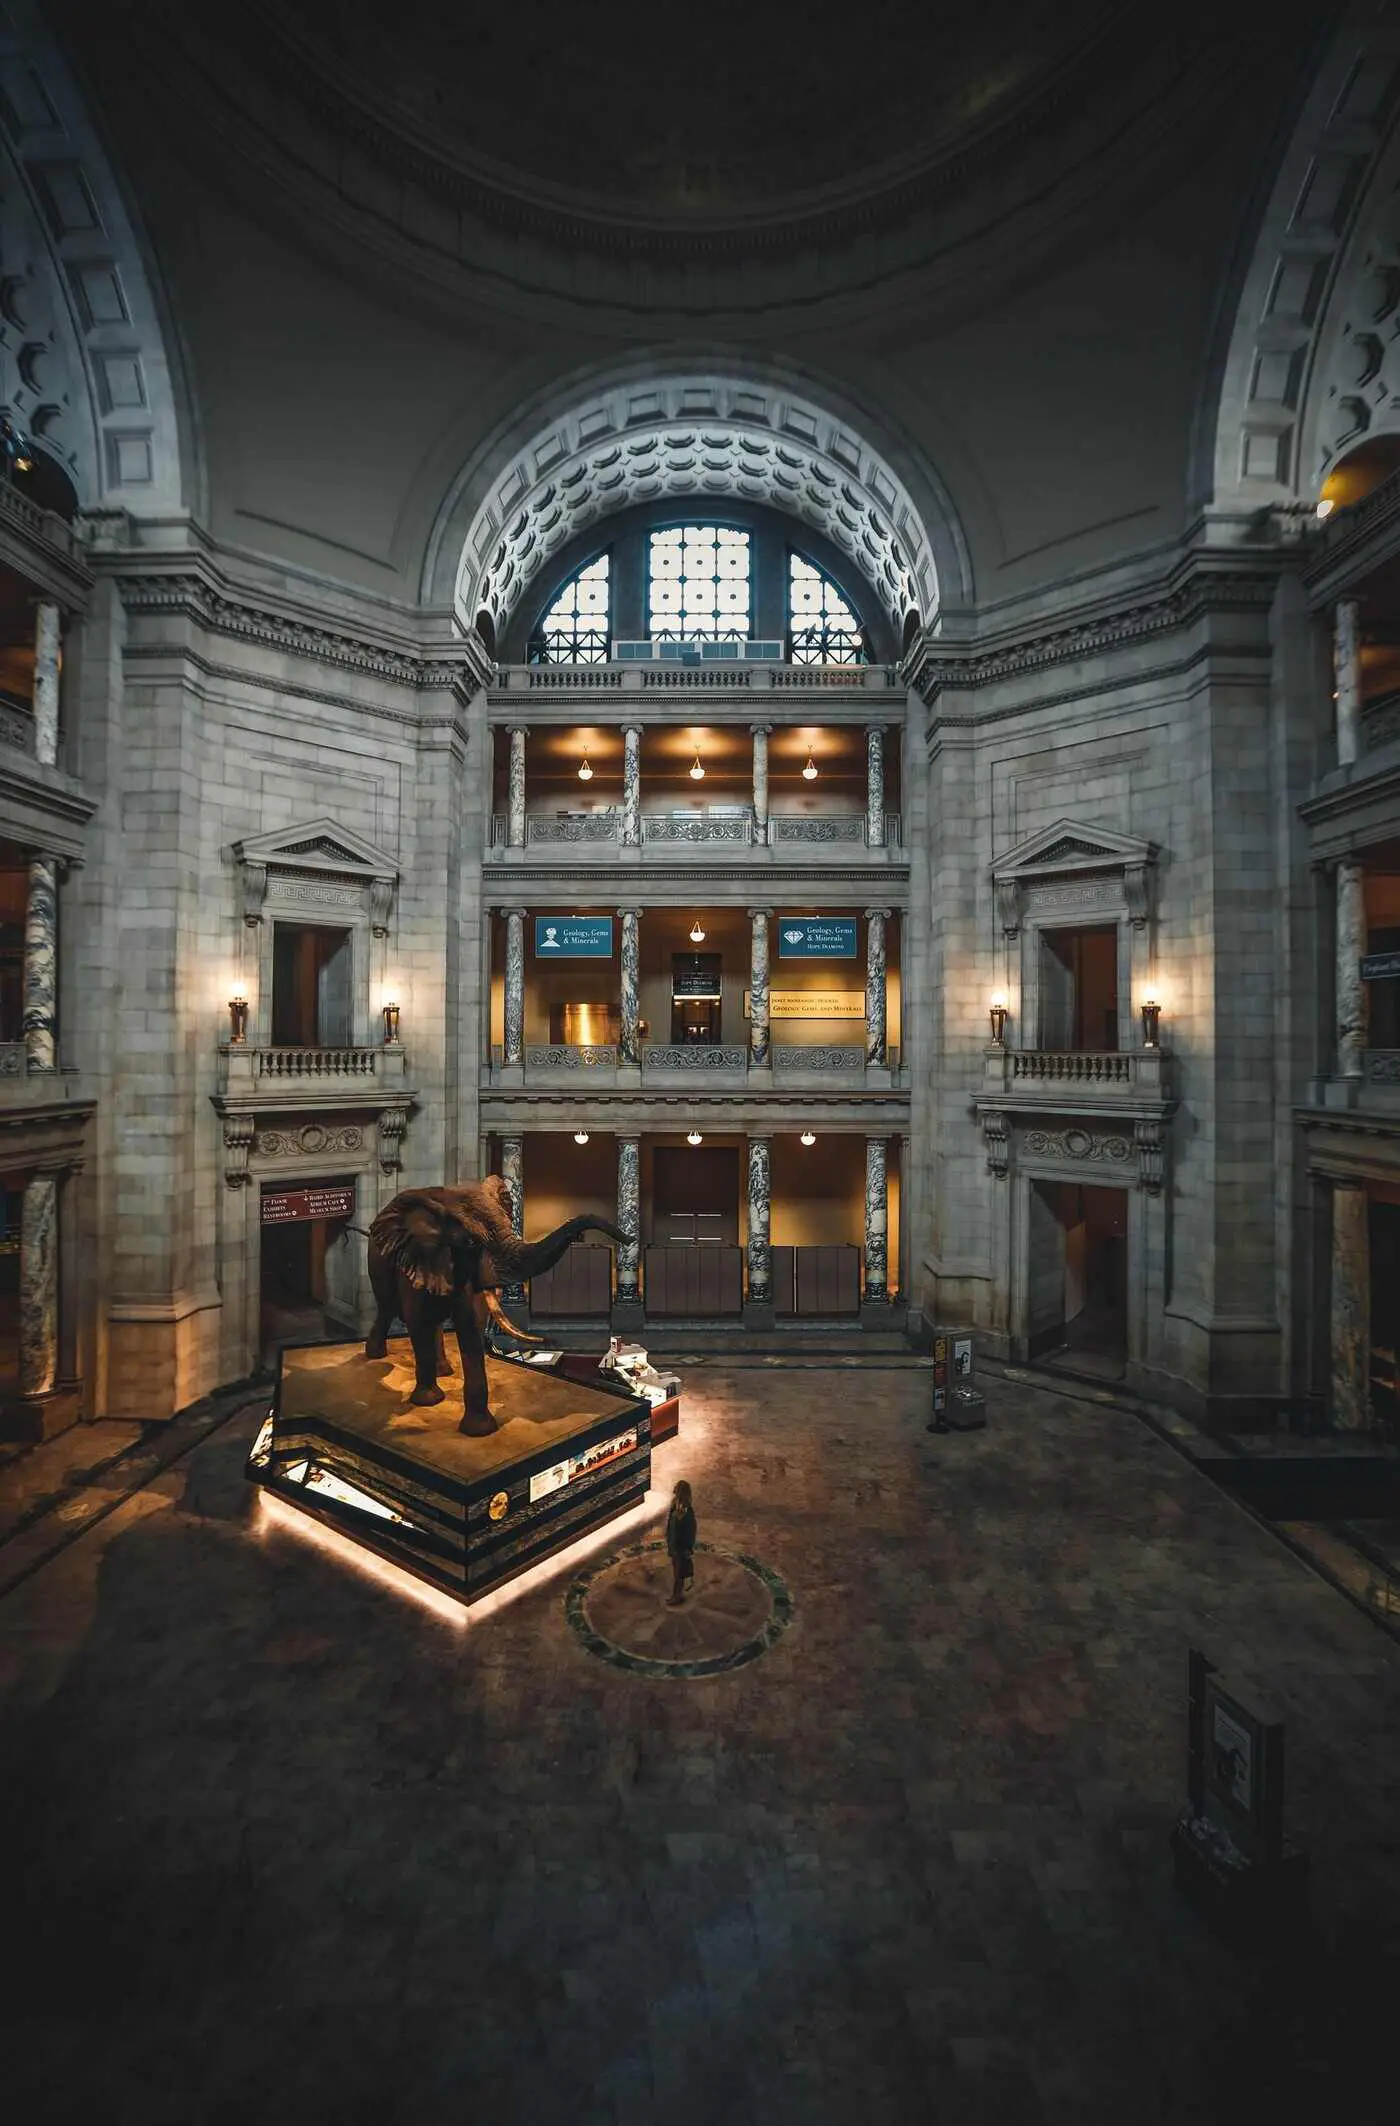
[488, 811, 904, 852]
[524, 1045, 618, 1071]
[982, 1046, 1175, 1109]
[489, 1043, 908, 1093]
[493, 662, 899, 696]
[642, 1044, 749, 1071]
[0, 699, 35, 754]
[771, 1045, 864, 1071]
[216, 1042, 413, 1105]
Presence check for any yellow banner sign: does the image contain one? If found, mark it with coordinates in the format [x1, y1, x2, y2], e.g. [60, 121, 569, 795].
[744, 990, 865, 1020]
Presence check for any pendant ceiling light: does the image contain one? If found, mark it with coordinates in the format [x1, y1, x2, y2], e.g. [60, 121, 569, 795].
[689, 919, 706, 943]
[574, 1130, 590, 1145]
[689, 751, 705, 781]
[800, 1129, 816, 1146]
[577, 751, 593, 781]
[802, 746, 818, 781]
[686, 1130, 703, 1146]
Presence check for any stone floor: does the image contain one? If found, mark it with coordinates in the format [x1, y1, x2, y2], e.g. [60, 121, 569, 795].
[4, 1363, 1400, 2125]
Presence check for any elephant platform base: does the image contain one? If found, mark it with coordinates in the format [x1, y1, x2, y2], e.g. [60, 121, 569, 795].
[247, 1332, 654, 1605]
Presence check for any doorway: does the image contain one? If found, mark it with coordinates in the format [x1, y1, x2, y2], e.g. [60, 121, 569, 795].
[1027, 1179, 1128, 1381]
[1039, 925, 1119, 1051]
[259, 1185, 356, 1357]
[652, 1144, 739, 1243]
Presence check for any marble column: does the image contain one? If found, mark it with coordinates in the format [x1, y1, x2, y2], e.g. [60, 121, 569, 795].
[1334, 598, 1361, 768]
[746, 1135, 772, 1304]
[507, 726, 528, 847]
[32, 601, 60, 766]
[864, 1136, 889, 1302]
[19, 1168, 58, 1399]
[865, 907, 890, 1067]
[621, 726, 642, 846]
[866, 725, 886, 847]
[615, 1135, 641, 1303]
[1331, 1180, 1371, 1431]
[751, 723, 771, 844]
[749, 908, 771, 1066]
[619, 907, 641, 1064]
[499, 1135, 525, 1302]
[1336, 859, 1368, 1079]
[503, 906, 526, 1065]
[22, 856, 57, 1072]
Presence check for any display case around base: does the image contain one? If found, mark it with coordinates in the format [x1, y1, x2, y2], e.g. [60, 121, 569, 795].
[1171, 1648, 1309, 1947]
[247, 1335, 653, 1605]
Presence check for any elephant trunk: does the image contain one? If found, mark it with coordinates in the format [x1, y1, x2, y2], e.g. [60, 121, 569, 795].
[488, 1213, 625, 1285]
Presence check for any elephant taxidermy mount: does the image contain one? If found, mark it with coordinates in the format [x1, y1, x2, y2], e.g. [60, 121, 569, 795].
[366, 1176, 625, 1434]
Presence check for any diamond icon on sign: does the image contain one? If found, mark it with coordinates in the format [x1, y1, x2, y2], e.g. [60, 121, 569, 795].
[783, 929, 804, 944]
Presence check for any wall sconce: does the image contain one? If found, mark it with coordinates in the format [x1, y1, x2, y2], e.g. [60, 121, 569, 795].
[382, 1001, 401, 1045]
[689, 750, 705, 781]
[801, 745, 818, 781]
[686, 1130, 703, 1146]
[800, 1129, 816, 1147]
[1140, 996, 1162, 1049]
[228, 994, 249, 1045]
[988, 992, 1008, 1046]
[688, 918, 706, 943]
[0, 413, 33, 478]
[574, 1130, 590, 1145]
[1315, 497, 1336, 520]
[577, 751, 593, 781]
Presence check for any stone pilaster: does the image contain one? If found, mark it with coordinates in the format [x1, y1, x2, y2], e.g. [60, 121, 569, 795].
[864, 1136, 889, 1304]
[22, 856, 58, 1072]
[32, 601, 60, 766]
[619, 906, 641, 1064]
[613, 1134, 642, 1326]
[503, 906, 525, 1065]
[865, 907, 889, 1067]
[745, 1134, 772, 1322]
[1330, 1180, 1371, 1431]
[621, 726, 641, 846]
[866, 725, 885, 847]
[499, 1133, 525, 1302]
[1336, 859, 1367, 1079]
[1334, 598, 1361, 768]
[507, 726, 528, 848]
[749, 908, 771, 1066]
[751, 723, 771, 844]
[19, 1168, 58, 1399]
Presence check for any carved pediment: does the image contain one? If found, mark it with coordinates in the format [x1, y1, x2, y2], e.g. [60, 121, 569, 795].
[233, 817, 399, 932]
[992, 819, 1157, 933]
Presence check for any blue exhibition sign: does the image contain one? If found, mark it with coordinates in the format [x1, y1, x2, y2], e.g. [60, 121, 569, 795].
[777, 916, 858, 960]
[1361, 949, 1400, 981]
[534, 915, 615, 958]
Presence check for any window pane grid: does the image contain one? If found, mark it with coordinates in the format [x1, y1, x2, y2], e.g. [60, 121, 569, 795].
[788, 553, 868, 665]
[529, 553, 611, 663]
[648, 526, 751, 639]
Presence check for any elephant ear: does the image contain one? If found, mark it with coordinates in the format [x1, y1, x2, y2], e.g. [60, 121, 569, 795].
[370, 1192, 462, 1296]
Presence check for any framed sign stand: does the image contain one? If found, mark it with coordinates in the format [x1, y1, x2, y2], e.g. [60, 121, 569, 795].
[1171, 1648, 1309, 1946]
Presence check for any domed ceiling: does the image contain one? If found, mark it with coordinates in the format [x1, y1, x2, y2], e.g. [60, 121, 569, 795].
[242, 0, 1127, 240]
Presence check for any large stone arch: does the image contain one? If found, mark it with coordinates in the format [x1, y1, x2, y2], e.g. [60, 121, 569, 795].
[1203, 6, 1400, 512]
[0, 0, 189, 514]
[424, 354, 971, 644]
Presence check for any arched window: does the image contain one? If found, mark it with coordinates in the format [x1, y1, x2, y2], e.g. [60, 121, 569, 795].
[648, 525, 750, 640]
[528, 552, 611, 664]
[788, 553, 868, 665]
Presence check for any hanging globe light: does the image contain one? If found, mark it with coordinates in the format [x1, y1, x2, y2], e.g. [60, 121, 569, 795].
[800, 1129, 816, 1147]
[689, 751, 705, 781]
[686, 1130, 703, 1146]
[689, 919, 706, 943]
[577, 751, 593, 781]
[802, 746, 818, 781]
[574, 1130, 590, 1145]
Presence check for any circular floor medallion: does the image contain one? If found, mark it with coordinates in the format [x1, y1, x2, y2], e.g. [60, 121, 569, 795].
[565, 1541, 794, 1679]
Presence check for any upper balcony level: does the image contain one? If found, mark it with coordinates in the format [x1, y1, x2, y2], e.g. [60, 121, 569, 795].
[490, 660, 903, 704]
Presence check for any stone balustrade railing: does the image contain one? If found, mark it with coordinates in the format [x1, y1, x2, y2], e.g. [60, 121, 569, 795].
[490, 811, 903, 850]
[524, 1045, 617, 1070]
[217, 1042, 411, 1100]
[256, 1046, 380, 1078]
[771, 1045, 865, 1070]
[496, 1043, 903, 1088]
[493, 662, 899, 696]
[642, 1044, 749, 1071]
[984, 1046, 1171, 1104]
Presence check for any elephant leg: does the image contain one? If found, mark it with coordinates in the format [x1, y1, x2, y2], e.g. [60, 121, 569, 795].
[407, 1310, 446, 1406]
[455, 1303, 495, 1436]
[364, 1253, 397, 1360]
[434, 1329, 450, 1378]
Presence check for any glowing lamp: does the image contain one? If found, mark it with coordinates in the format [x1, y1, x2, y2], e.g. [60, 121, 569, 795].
[689, 752, 705, 781]
[1315, 498, 1336, 520]
[689, 919, 706, 943]
[1140, 996, 1162, 1049]
[578, 752, 593, 781]
[686, 1130, 703, 1146]
[802, 746, 818, 781]
[228, 994, 249, 1044]
[574, 1130, 590, 1145]
[988, 992, 1009, 1046]
[382, 1001, 401, 1045]
[800, 1129, 816, 1147]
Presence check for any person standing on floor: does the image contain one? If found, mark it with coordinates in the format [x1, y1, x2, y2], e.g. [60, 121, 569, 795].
[665, 1479, 696, 1607]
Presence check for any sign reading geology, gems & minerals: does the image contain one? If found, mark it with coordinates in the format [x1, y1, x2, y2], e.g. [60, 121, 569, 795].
[777, 917, 858, 959]
[534, 915, 615, 957]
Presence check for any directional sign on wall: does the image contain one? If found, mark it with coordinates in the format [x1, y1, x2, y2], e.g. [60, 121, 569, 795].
[1361, 950, 1400, 981]
[261, 1183, 356, 1225]
[534, 915, 615, 957]
[777, 917, 858, 959]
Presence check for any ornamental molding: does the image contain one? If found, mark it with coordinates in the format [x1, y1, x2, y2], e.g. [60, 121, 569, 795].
[116, 569, 489, 690]
[234, 817, 399, 932]
[992, 818, 1157, 935]
[1024, 1126, 1133, 1163]
[254, 1124, 364, 1158]
[979, 1108, 1167, 1192]
[905, 567, 1277, 701]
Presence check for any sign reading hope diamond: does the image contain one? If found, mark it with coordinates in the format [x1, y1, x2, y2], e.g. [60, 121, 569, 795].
[777, 917, 858, 960]
[1361, 949, 1400, 981]
[534, 915, 614, 957]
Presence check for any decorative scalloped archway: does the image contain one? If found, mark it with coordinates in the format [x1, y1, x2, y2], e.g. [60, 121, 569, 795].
[431, 364, 965, 645]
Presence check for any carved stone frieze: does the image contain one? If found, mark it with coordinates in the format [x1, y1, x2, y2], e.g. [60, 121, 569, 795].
[1023, 1127, 1132, 1163]
[772, 1045, 864, 1070]
[265, 877, 365, 910]
[254, 1124, 364, 1159]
